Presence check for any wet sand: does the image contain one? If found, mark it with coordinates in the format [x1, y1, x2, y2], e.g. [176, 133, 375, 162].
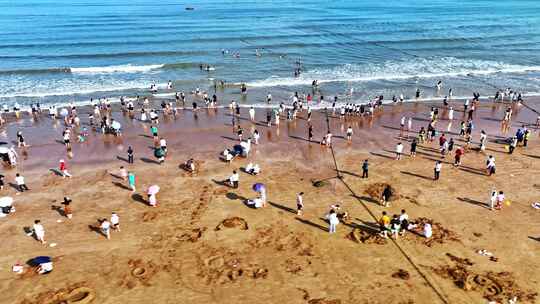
[0, 97, 539, 304]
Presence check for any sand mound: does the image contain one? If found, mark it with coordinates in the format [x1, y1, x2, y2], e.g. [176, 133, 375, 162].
[177, 227, 206, 242]
[391, 269, 410, 280]
[431, 255, 538, 303]
[347, 228, 388, 245]
[365, 183, 399, 201]
[20, 282, 94, 304]
[215, 217, 248, 231]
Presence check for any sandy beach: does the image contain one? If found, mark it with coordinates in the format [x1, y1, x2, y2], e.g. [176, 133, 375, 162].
[0, 96, 539, 304]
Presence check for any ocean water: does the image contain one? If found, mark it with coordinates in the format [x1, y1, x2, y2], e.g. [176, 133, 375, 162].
[1, 0, 540, 107]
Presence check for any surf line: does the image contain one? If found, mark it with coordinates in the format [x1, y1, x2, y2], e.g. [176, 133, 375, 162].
[323, 109, 451, 304]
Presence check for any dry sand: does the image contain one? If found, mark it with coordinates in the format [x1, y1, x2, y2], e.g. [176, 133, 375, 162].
[0, 98, 539, 304]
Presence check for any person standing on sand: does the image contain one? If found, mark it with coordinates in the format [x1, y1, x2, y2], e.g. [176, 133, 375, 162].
[395, 142, 403, 160]
[33, 220, 46, 244]
[381, 185, 392, 207]
[15, 173, 29, 192]
[128, 172, 136, 192]
[390, 215, 401, 239]
[346, 126, 353, 142]
[237, 127, 244, 141]
[266, 111, 271, 127]
[489, 189, 497, 211]
[434, 161, 442, 181]
[325, 131, 332, 147]
[308, 125, 314, 141]
[454, 146, 463, 166]
[150, 125, 158, 139]
[379, 211, 390, 238]
[362, 159, 369, 178]
[399, 209, 409, 236]
[495, 191, 505, 210]
[296, 192, 304, 215]
[328, 209, 339, 234]
[249, 107, 255, 121]
[410, 138, 417, 158]
[127, 146, 134, 164]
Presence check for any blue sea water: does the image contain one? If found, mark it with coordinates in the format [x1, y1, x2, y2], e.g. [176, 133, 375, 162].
[1, 0, 540, 107]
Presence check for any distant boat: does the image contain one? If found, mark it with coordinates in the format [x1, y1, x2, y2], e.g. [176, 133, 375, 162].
[185, 7, 194, 10]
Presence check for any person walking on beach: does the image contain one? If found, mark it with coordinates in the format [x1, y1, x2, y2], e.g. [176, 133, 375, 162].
[33, 220, 46, 244]
[325, 131, 332, 147]
[62, 197, 72, 219]
[128, 172, 136, 192]
[266, 110, 272, 127]
[362, 159, 369, 178]
[308, 125, 314, 141]
[328, 209, 339, 234]
[454, 146, 463, 166]
[434, 161, 442, 181]
[127, 146, 134, 164]
[17, 131, 27, 148]
[508, 136, 517, 154]
[15, 173, 29, 192]
[486, 155, 496, 176]
[395, 142, 403, 160]
[296, 192, 304, 215]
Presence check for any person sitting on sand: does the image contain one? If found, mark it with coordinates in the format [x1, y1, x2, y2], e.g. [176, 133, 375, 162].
[245, 163, 260, 175]
[227, 170, 240, 188]
[221, 149, 235, 162]
[185, 158, 196, 173]
[37, 261, 53, 275]
[246, 198, 263, 208]
[424, 223, 432, 238]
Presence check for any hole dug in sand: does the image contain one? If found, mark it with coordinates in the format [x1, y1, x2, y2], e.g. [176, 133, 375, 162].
[215, 217, 249, 231]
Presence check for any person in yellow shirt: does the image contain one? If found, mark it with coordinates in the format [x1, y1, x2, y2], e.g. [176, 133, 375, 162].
[379, 211, 390, 238]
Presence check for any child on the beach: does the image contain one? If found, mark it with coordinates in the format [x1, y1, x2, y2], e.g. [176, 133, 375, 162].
[128, 172, 136, 192]
[111, 212, 120, 232]
[296, 192, 304, 215]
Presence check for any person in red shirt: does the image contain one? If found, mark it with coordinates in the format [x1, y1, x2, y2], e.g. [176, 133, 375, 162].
[59, 159, 72, 178]
[454, 147, 464, 167]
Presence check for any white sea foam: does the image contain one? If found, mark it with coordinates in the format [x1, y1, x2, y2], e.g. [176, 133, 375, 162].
[247, 57, 540, 88]
[70, 64, 164, 74]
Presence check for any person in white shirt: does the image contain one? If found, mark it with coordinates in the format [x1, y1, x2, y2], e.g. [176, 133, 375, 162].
[434, 161, 442, 180]
[111, 212, 120, 232]
[448, 107, 454, 120]
[489, 189, 497, 211]
[398, 209, 409, 236]
[38, 261, 53, 274]
[395, 143, 404, 160]
[249, 107, 255, 121]
[296, 192, 304, 215]
[328, 209, 339, 234]
[253, 130, 260, 145]
[228, 170, 239, 188]
[101, 219, 111, 240]
[325, 132, 332, 147]
[33, 220, 45, 244]
[15, 173, 29, 192]
[495, 191, 505, 210]
[159, 138, 167, 154]
[346, 126, 353, 142]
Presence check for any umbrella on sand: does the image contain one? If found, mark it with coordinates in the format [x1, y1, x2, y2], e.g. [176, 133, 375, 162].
[28, 256, 51, 267]
[252, 183, 265, 193]
[148, 185, 160, 195]
[111, 121, 121, 130]
[0, 196, 13, 207]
